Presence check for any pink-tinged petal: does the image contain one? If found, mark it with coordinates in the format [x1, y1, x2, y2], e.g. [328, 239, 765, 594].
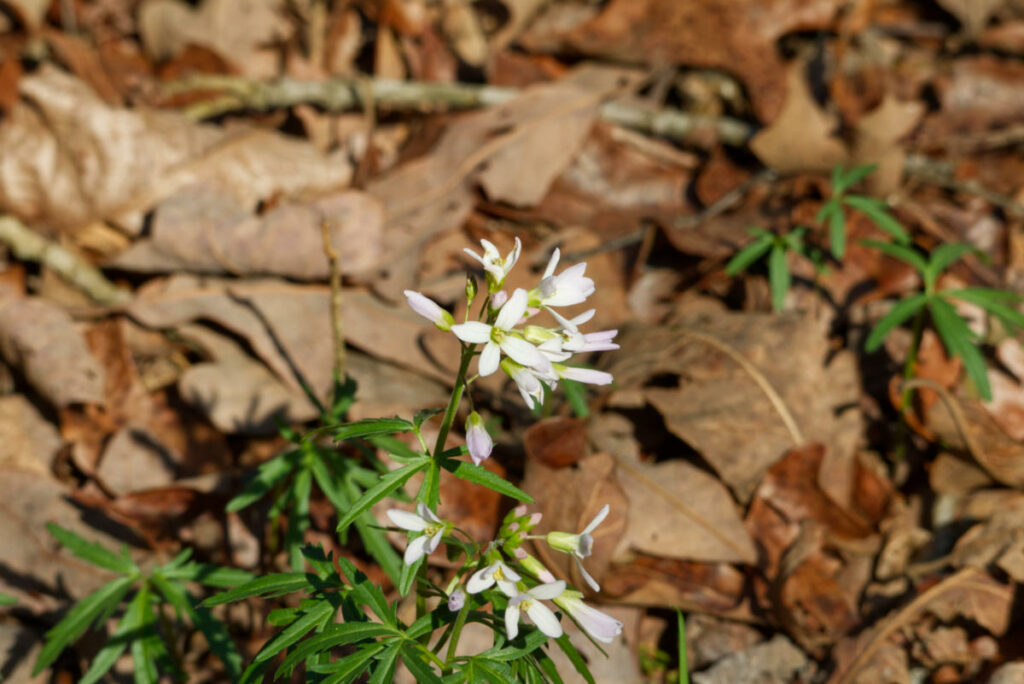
[451, 321, 492, 344]
[560, 597, 622, 643]
[491, 290, 508, 308]
[574, 556, 600, 592]
[466, 415, 493, 466]
[505, 603, 521, 640]
[500, 336, 543, 368]
[542, 248, 560, 279]
[447, 589, 466, 612]
[495, 289, 529, 330]
[528, 580, 566, 601]
[526, 602, 563, 639]
[466, 565, 496, 594]
[581, 504, 610, 535]
[404, 535, 430, 565]
[387, 509, 428, 531]
[559, 367, 613, 385]
[478, 342, 501, 377]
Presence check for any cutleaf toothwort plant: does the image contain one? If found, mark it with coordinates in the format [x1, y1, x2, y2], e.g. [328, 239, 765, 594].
[36, 237, 623, 683]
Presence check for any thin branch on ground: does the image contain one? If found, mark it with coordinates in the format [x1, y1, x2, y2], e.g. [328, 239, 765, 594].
[0, 216, 132, 305]
[320, 219, 346, 380]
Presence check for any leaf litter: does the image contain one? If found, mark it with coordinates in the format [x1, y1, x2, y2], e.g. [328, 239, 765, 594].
[1, 0, 1024, 681]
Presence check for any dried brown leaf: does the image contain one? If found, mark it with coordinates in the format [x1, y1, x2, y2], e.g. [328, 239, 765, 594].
[750, 63, 848, 173]
[0, 67, 351, 234]
[935, 0, 1007, 35]
[692, 635, 809, 684]
[0, 295, 105, 407]
[852, 95, 924, 195]
[111, 187, 385, 278]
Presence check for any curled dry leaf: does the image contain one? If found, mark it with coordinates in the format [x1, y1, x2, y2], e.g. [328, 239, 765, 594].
[523, 416, 587, 468]
[111, 186, 386, 279]
[0, 295, 105, 407]
[601, 555, 748, 616]
[557, 0, 844, 122]
[0, 66, 351, 234]
[830, 568, 1012, 684]
[139, 0, 291, 78]
[750, 62, 848, 173]
[935, 0, 1007, 36]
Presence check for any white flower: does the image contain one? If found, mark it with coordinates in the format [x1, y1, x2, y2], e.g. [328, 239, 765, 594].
[579, 330, 619, 353]
[447, 589, 466, 612]
[530, 249, 595, 308]
[545, 308, 619, 354]
[451, 289, 551, 377]
[466, 560, 521, 595]
[465, 411, 493, 466]
[504, 580, 566, 640]
[465, 238, 521, 291]
[553, 590, 623, 644]
[403, 290, 454, 331]
[501, 358, 551, 409]
[545, 504, 610, 592]
[386, 503, 448, 565]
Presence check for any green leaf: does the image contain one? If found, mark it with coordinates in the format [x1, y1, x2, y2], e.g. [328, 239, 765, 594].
[815, 199, 839, 226]
[226, 450, 301, 513]
[287, 466, 314, 570]
[860, 239, 928, 275]
[414, 408, 444, 430]
[419, 461, 442, 510]
[368, 642, 403, 684]
[864, 293, 928, 352]
[398, 555, 423, 597]
[150, 575, 243, 678]
[0, 593, 17, 606]
[533, 649, 565, 684]
[724, 235, 773, 276]
[554, 634, 594, 684]
[333, 417, 415, 441]
[930, 297, 992, 400]
[337, 459, 429, 534]
[401, 645, 443, 684]
[767, 243, 790, 312]
[925, 242, 977, 288]
[128, 588, 164, 684]
[833, 163, 876, 194]
[471, 658, 519, 684]
[312, 642, 385, 683]
[947, 288, 1024, 331]
[368, 435, 427, 464]
[440, 460, 533, 503]
[842, 195, 909, 244]
[204, 573, 313, 606]
[677, 610, 690, 684]
[45, 524, 138, 576]
[80, 588, 150, 684]
[350, 580, 395, 627]
[828, 206, 846, 260]
[561, 378, 590, 418]
[160, 562, 254, 588]
[276, 624, 397, 680]
[253, 600, 335, 664]
[33, 575, 135, 675]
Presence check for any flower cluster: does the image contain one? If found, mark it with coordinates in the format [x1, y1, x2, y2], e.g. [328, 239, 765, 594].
[405, 238, 619, 465]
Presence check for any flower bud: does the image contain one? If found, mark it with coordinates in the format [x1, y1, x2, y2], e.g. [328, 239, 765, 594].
[404, 290, 455, 332]
[465, 276, 478, 307]
[448, 588, 466, 612]
[465, 412, 493, 466]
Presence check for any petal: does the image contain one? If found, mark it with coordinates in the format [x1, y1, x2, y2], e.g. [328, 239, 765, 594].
[451, 321, 492, 344]
[528, 580, 566, 601]
[505, 604, 521, 640]
[479, 239, 500, 260]
[466, 425, 493, 466]
[546, 307, 579, 333]
[574, 556, 600, 592]
[569, 309, 596, 326]
[496, 579, 518, 597]
[500, 336, 544, 368]
[498, 562, 522, 582]
[404, 534, 430, 565]
[495, 289, 529, 330]
[559, 367, 614, 386]
[466, 566, 496, 594]
[416, 502, 442, 524]
[542, 248, 560, 279]
[387, 509, 428, 531]
[571, 602, 622, 643]
[463, 248, 485, 265]
[478, 342, 501, 377]
[426, 529, 444, 555]
[526, 602, 563, 639]
[507, 238, 522, 270]
[581, 504, 610, 535]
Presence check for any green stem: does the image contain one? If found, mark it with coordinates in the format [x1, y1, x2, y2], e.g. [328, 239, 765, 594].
[444, 594, 472, 670]
[900, 306, 927, 412]
[432, 344, 475, 460]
